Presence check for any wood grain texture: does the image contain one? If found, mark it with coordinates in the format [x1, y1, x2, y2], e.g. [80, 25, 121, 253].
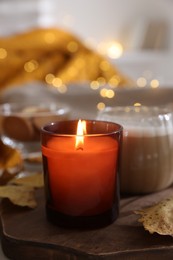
[0, 187, 173, 260]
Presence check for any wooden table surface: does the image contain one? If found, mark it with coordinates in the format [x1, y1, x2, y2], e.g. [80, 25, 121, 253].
[0, 187, 173, 260]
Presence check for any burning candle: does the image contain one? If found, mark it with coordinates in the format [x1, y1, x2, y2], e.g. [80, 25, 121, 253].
[41, 120, 122, 228]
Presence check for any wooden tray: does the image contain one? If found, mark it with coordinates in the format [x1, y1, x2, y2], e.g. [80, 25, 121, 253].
[1, 187, 173, 260]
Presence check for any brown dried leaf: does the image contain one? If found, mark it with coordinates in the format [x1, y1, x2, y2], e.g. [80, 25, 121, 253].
[0, 185, 37, 208]
[10, 173, 44, 188]
[135, 197, 173, 236]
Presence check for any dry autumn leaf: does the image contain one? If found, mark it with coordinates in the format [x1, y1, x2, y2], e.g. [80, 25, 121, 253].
[0, 173, 44, 208]
[0, 140, 23, 184]
[0, 185, 37, 208]
[0, 169, 21, 186]
[0, 139, 23, 169]
[135, 196, 173, 236]
[0, 141, 44, 208]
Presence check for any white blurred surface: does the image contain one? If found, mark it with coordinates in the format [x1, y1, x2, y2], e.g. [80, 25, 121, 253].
[38, 0, 173, 51]
[0, 0, 173, 51]
[115, 50, 173, 86]
[1, 81, 173, 120]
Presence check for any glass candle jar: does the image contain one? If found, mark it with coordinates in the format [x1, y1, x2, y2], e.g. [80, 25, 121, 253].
[97, 106, 173, 195]
[41, 120, 122, 228]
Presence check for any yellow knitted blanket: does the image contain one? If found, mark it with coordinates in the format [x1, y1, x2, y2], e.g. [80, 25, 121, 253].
[0, 27, 131, 90]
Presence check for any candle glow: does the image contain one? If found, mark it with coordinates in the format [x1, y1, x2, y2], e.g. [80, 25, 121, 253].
[75, 119, 87, 150]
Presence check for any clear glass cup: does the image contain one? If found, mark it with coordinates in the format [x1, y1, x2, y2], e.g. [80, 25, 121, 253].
[41, 119, 122, 228]
[97, 106, 173, 194]
[0, 102, 70, 159]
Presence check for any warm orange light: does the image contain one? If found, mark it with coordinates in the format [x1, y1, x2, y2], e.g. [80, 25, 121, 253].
[75, 120, 87, 150]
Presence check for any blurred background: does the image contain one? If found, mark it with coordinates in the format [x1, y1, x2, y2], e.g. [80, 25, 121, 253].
[0, 0, 173, 84]
[0, 0, 173, 117]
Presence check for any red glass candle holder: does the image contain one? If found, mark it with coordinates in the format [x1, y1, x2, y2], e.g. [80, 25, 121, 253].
[41, 120, 122, 228]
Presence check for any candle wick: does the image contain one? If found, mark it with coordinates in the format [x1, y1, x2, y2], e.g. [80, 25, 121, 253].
[76, 147, 83, 151]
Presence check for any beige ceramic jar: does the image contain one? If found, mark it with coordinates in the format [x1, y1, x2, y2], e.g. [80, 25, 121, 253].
[97, 106, 173, 194]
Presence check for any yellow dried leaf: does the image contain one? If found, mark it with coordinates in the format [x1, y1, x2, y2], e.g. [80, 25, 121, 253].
[0, 169, 21, 185]
[0, 140, 23, 184]
[10, 172, 44, 188]
[0, 185, 37, 208]
[0, 140, 23, 169]
[135, 197, 173, 236]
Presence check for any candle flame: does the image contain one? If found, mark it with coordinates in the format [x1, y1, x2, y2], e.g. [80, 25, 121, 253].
[75, 120, 87, 150]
